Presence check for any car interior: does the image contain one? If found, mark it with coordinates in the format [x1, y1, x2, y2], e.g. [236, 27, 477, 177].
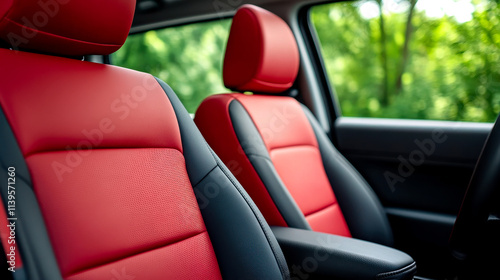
[0, 0, 499, 279]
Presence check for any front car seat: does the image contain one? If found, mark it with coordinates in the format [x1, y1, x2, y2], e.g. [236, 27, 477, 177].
[0, 1, 289, 279]
[195, 4, 394, 246]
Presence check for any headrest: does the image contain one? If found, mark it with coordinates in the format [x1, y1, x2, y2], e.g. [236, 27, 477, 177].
[223, 5, 300, 94]
[0, 0, 135, 56]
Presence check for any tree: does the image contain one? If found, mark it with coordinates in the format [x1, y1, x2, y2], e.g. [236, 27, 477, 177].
[114, 0, 500, 122]
[395, 0, 417, 95]
[376, 0, 390, 106]
[310, 0, 499, 122]
[113, 19, 231, 113]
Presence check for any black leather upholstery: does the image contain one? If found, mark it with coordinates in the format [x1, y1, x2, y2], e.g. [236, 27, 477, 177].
[302, 105, 394, 246]
[0, 77, 291, 280]
[159, 79, 290, 279]
[157, 78, 218, 186]
[272, 226, 416, 280]
[229, 100, 311, 230]
[206, 96, 394, 246]
[450, 114, 500, 259]
[0, 108, 62, 280]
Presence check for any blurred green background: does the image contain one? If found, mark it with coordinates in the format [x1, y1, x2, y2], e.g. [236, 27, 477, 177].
[113, 19, 231, 113]
[113, 0, 500, 121]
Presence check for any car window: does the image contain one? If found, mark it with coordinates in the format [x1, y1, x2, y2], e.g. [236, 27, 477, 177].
[310, 0, 500, 122]
[113, 19, 231, 113]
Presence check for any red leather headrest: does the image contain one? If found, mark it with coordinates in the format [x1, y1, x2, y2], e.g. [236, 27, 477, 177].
[223, 5, 300, 94]
[0, 0, 135, 56]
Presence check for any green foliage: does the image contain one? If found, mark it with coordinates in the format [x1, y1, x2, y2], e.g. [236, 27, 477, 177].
[113, 1, 499, 121]
[311, 0, 500, 122]
[113, 19, 231, 113]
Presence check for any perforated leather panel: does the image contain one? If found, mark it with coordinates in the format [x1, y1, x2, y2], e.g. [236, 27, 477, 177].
[232, 94, 351, 237]
[0, 49, 222, 279]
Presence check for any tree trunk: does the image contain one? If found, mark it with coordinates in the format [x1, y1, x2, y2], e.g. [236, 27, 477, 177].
[395, 0, 418, 95]
[376, 0, 390, 106]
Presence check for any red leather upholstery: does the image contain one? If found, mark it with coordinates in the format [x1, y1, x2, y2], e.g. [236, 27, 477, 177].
[223, 5, 299, 93]
[196, 94, 288, 227]
[0, 1, 291, 279]
[226, 94, 349, 235]
[196, 93, 351, 237]
[196, 5, 352, 237]
[0, 0, 134, 55]
[0, 48, 222, 279]
[0, 51, 182, 157]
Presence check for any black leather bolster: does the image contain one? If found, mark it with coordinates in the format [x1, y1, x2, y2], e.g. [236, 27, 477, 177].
[271, 226, 416, 280]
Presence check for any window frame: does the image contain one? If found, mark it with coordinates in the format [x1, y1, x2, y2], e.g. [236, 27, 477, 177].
[298, 1, 344, 131]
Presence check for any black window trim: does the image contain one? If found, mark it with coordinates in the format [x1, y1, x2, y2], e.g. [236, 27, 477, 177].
[297, 1, 344, 142]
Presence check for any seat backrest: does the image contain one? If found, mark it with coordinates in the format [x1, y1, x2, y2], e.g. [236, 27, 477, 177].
[0, 1, 289, 279]
[195, 4, 394, 246]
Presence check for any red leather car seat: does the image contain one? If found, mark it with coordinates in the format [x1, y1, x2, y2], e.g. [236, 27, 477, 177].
[0, 1, 289, 279]
[195, 4, 394, 246]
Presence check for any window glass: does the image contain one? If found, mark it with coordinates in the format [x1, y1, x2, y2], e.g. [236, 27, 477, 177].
[310, 0, 500, 122]
[113, 19, 231, 113]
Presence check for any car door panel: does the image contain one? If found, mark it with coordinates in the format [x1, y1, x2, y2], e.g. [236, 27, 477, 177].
[333, 117, 492, 277]
[335, 117, 491, 213]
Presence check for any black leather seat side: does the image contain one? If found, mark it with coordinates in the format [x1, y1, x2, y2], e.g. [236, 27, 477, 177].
[0, 108, 62, 280]
[302, 105, 394, 246]
[158, 79, 290, 280]
[229, 100, 311, 230]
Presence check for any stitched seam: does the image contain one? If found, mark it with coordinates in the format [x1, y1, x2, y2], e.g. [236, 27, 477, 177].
[4, 18, 121, 47]
[269, 143, 317, 152]
[376, 262, 417, 279]
[66, 231, 207, 278]
[229, 100, 289, 228]
[24, 146, 184, 159]
[304, 202, 337, 218]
